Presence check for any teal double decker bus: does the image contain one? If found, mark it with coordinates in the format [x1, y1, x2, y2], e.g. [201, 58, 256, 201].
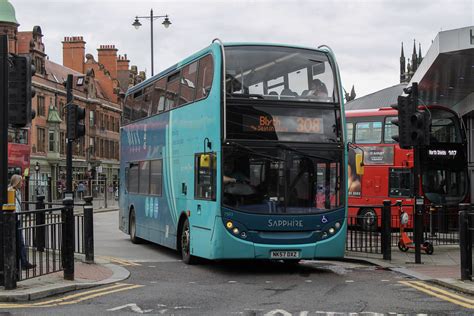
[119, 41, 347, 264]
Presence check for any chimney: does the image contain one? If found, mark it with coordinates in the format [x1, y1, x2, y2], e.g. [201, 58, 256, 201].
[97, 44, 118, 79]
[62, 36, 86, 73]
[117, 54, 130, 71]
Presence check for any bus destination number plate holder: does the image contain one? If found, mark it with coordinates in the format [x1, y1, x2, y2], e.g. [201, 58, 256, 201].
[270, 250, 300, 259]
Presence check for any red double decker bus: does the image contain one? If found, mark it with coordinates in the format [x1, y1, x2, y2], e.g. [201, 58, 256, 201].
[7, 127, 31, 180]
[346, 106, 469, 230]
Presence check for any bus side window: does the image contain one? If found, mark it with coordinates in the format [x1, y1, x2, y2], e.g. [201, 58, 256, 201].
[346, 122, 354, 143]
[196, 54, 214, 100]
[139, 161, 150, 194]
[178, 62, 198, 106]
[195, 153, 216, 201]
[150, 160, 163, 196]
[355, 121, 382, 144]
[166, 71, 181, 109]
[154, 78, 167, 113]
[384, 117, 398, 143]
[128, 163, 139, 194]
[124, 167, 129, 192]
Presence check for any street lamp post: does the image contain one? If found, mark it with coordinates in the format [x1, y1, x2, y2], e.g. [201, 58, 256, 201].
[34, 161, 40, 196]
[132, 9, 171, 76]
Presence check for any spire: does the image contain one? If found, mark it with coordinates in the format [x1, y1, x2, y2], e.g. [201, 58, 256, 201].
[350, 85, 356, 100]
[411, 39, 418, 72]
[400, 42, 406, 83]
[418, 42, 422, 65]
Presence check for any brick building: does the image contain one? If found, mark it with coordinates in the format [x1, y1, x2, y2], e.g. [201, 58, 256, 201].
[0, 0, 145, 199]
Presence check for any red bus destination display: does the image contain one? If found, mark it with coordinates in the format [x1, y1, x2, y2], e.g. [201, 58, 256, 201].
[243, 115, 324, 134]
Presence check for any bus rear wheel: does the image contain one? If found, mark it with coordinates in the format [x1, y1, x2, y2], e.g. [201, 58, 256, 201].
[129, 209, 142, 244]
[180, 218, 197, 264]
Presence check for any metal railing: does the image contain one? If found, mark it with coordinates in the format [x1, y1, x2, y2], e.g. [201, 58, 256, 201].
[346, 201, 392, 260]
[16, 205, 64, 281]
[0, 195, 94, 289]
[347, 202, 462, 260]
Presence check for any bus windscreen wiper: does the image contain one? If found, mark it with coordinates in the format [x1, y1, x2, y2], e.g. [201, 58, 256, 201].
[227, 141, 284, 161]
[276, 143, 331, 161]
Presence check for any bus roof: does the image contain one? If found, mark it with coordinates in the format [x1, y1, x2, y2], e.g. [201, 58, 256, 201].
[126, 42, 330, 96]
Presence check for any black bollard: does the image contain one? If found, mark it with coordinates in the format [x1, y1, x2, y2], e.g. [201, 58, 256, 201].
[382, 200, 392, 261]
[83, 196, 94, 263]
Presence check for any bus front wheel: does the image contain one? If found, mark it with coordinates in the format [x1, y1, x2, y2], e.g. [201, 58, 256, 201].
[129, 209, 142, 244]
[180, 218, 197, 264]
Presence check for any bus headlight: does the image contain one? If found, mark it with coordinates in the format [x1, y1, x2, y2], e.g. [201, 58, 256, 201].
[232, 227, 239, 235]
[329, 227, 336, 234]
[240, 231, 247, 239]
[335, 222, 341, 229]
[226, 221, 233, 229]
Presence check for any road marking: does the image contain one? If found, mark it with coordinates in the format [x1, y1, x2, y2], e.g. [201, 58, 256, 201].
[0, 283, 144, 309]
[399, 281, 474, 309]
[100, 256, 141, 266]
[107, 303, 152, 313]
[381, 279, 390, 282]
[264, 309, 292, 316]
[345, 280, 354, 283]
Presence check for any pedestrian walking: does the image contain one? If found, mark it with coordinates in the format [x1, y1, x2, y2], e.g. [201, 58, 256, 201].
[9, 174, 36, 270]
[77, 181, 85, 200]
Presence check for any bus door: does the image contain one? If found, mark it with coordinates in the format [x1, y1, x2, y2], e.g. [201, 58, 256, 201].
[193, 152, 217, 225]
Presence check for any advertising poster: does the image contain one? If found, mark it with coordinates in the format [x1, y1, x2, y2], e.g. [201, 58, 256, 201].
[348, 147, 362, 197]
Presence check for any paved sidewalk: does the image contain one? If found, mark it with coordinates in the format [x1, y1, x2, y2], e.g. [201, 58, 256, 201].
[347, 245, 474, 295]
[0, 257, 129, 302]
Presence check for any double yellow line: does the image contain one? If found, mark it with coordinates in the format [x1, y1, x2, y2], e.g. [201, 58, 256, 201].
[100, 256, 141, 266]
[0, 283, 143, 309]
[400, 280, 474, 309]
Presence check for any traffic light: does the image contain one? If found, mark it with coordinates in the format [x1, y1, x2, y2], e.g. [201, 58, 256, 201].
[409, 110, 430, 146]
[391, 83, 430, 148]
[391, 92, 415, 149]
[8, 54, 36, 127]
[66, 103, 86, 140]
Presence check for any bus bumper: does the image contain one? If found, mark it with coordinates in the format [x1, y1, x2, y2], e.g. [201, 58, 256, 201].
[210, 217, 346, 260]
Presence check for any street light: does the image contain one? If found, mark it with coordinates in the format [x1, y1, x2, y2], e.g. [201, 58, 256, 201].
[132, 9, 171, 76]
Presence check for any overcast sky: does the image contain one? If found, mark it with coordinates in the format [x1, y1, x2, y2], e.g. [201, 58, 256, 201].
[11, 0, 474, 98]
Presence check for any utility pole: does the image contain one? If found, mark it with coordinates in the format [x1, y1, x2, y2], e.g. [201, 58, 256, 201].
[62, 74, 75, 280]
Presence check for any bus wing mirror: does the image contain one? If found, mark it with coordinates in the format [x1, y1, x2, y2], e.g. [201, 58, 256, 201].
[355, 153, 364, 175]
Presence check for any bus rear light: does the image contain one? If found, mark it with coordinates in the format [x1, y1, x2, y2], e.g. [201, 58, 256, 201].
[232, 227, 239, 235]
[226, 221, 233, 229]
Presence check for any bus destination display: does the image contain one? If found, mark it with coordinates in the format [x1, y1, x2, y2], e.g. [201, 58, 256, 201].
[243, 115, 324, 134]
[427, 149, 458, 159]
